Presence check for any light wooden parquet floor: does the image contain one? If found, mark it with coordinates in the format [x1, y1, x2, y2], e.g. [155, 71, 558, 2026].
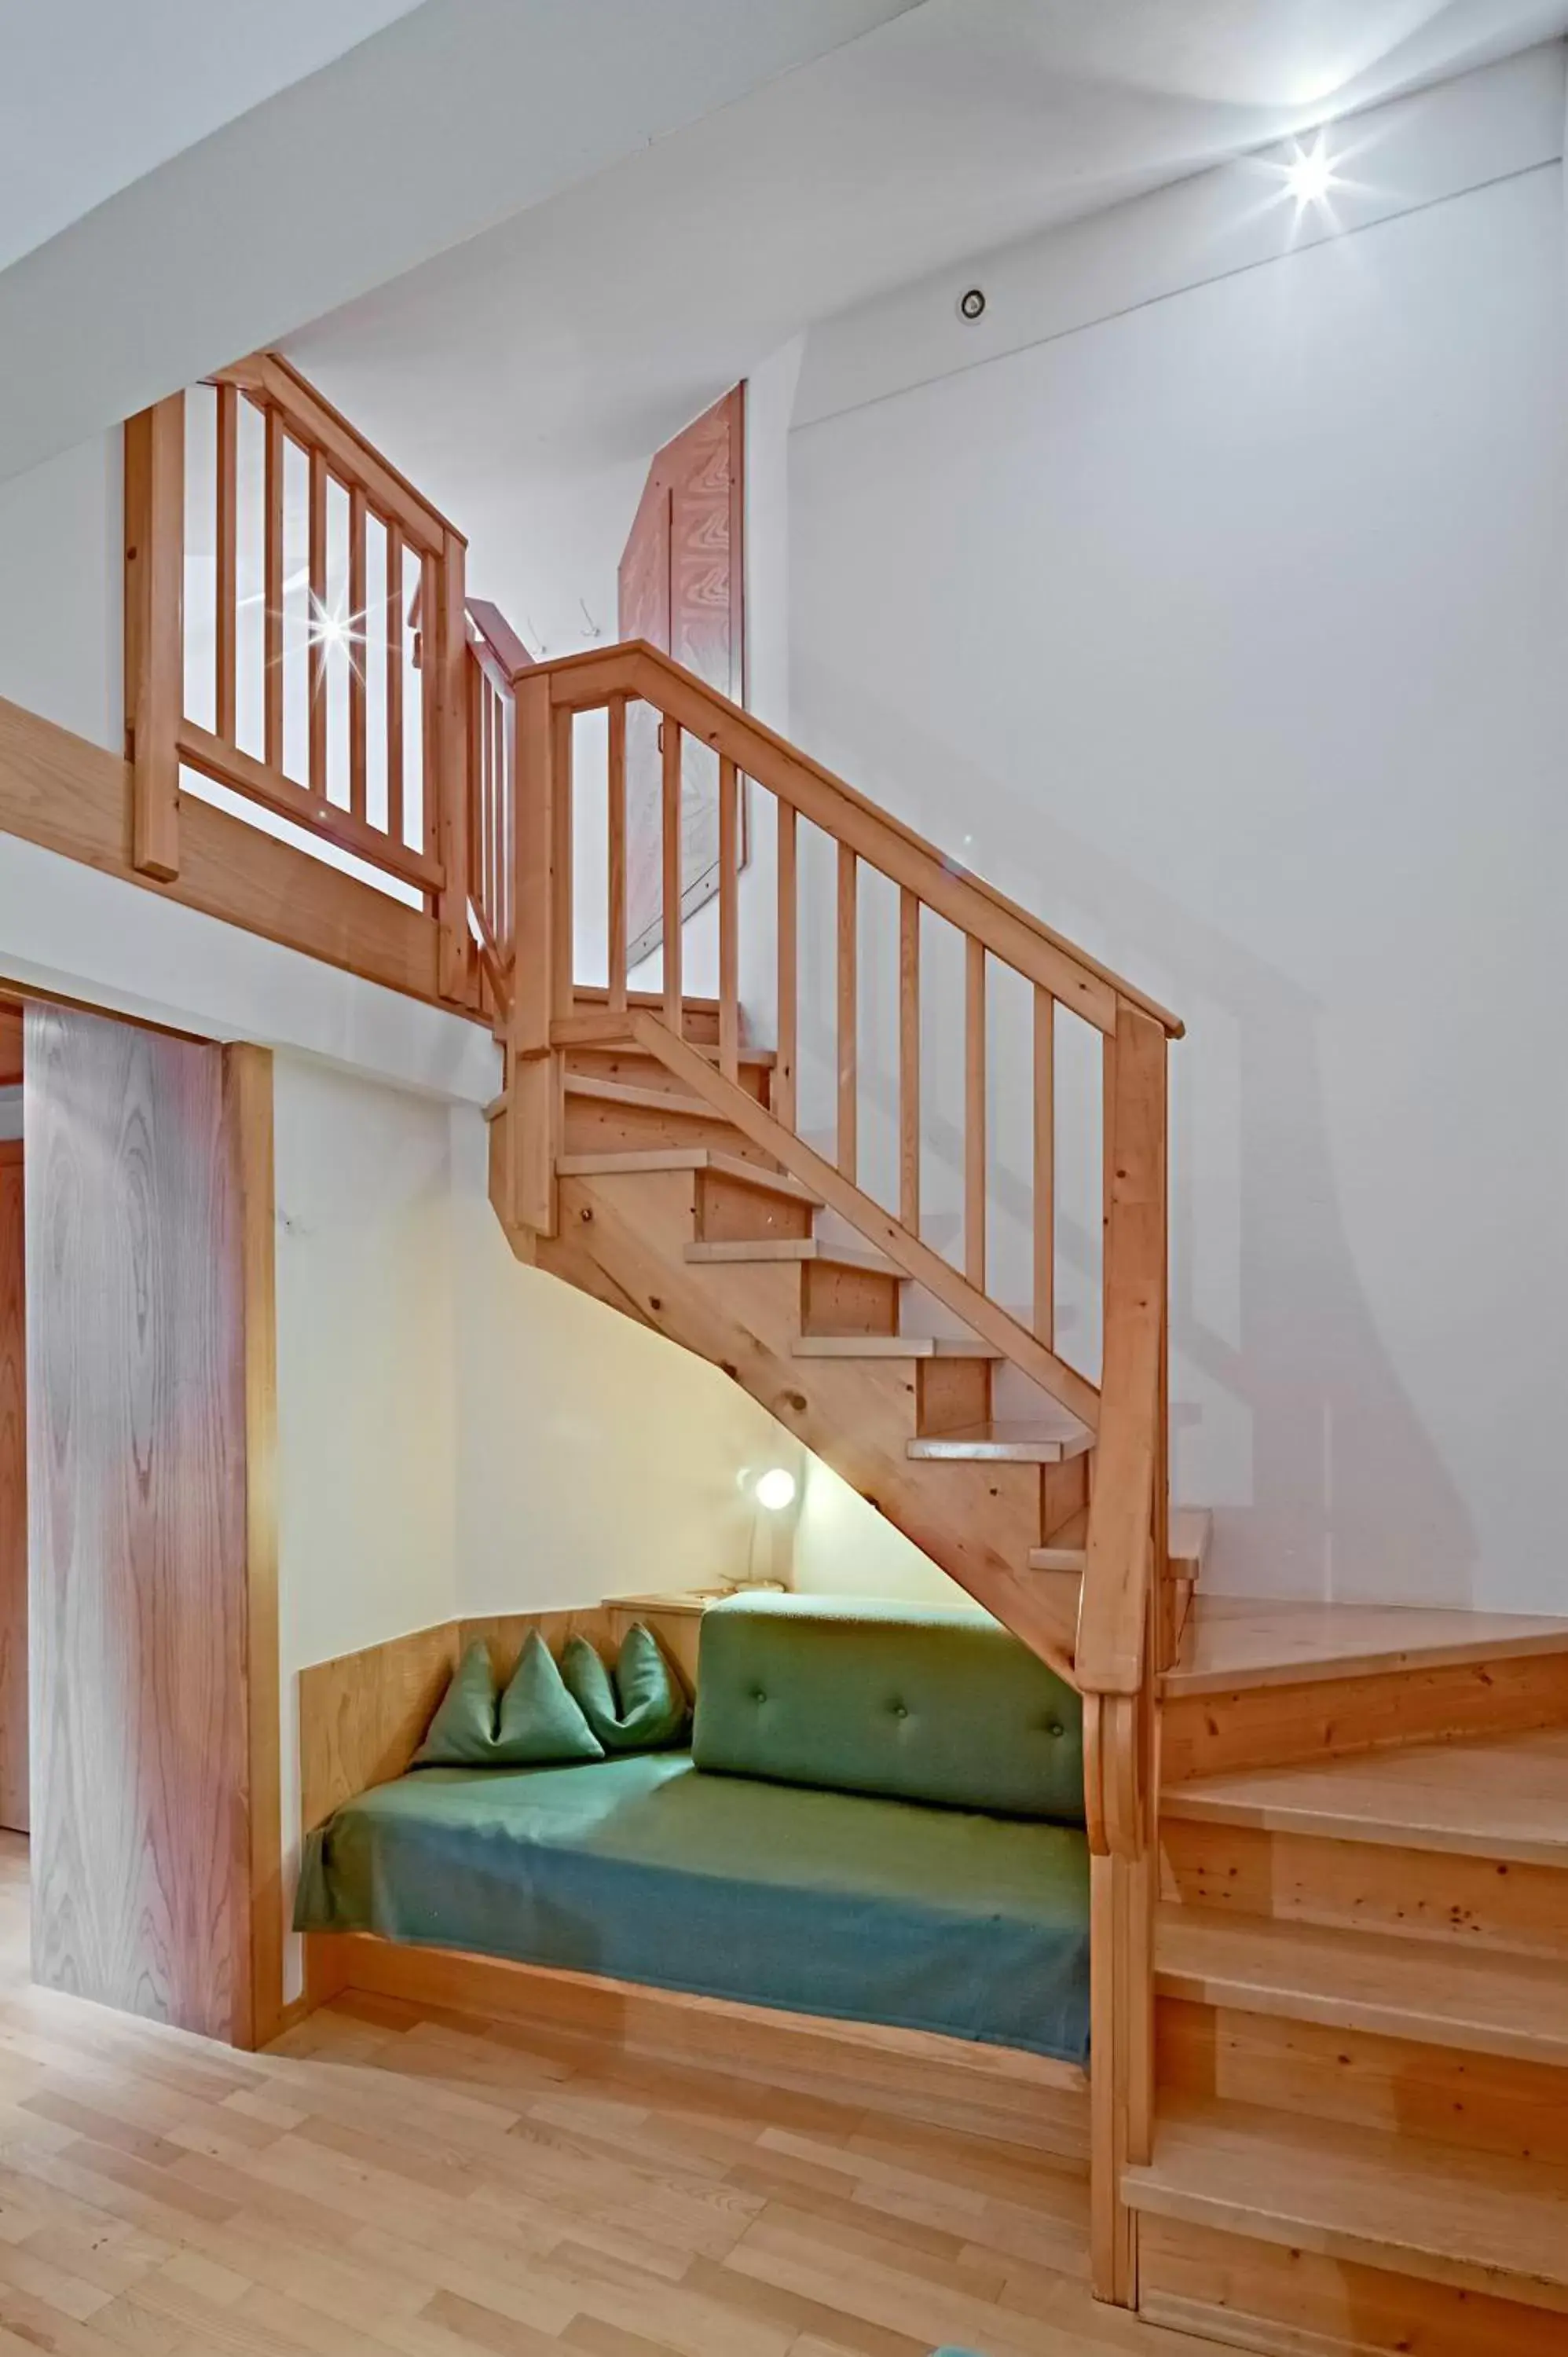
[0, 1838, 1228, 2357]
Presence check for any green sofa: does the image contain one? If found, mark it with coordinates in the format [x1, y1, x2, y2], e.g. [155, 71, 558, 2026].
[295, 1594, 1090, 2064]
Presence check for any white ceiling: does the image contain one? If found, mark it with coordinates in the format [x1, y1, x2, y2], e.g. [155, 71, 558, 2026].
[0, 0, 425, 273]
[290, 0, 1568, 510]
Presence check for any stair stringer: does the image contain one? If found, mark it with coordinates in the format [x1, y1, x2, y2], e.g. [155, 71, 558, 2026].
[534, 1163, 1084, 1672]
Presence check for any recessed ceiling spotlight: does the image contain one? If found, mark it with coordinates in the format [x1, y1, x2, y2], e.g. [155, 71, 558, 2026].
[958, 287, 986, 323]
[1284, 133, 1337, 210]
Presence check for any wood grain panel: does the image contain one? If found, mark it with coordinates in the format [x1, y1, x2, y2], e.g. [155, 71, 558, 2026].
[0, 1143, 24, 1833]
[26, 1003, 251, 2040]
[1139, 2216, 1568, 2357]
[299, 1622, 459, 1837]
[1162, 1651, 1568, 1783]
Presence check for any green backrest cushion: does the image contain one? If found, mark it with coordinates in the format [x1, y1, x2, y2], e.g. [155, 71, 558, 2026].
[412, 1634, 604, 1769]
[561, 1623, 690, 1754]
[692, 1594, 1084, 1824]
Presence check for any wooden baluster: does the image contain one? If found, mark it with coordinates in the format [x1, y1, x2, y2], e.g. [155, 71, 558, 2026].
[347, 486, 367, 823]
[965, 935, 987, 1288]
[606, 694, 628, 1014]
[385, 520, 404, 845]
[1034, 986, 1056, 1346]
[123, 393, 185, 881]
[661, 717, 683, 1033]
[551, 703, 574, 1017]
[899, 889, 920, 1234]
[775, 801, 797, 1130]
[214, 383, 237, 746]
[718, 757, 740, 1083]
[837, 843, 858, 1181]
[307, 447, 328, 797]
[263, 405, 284, 775]
[435, 534, 471, 1001]
[510, 673, 559, 1237]
[497, 683, 511, 959]
[419, 548, 440, 871]
[467, 658, 485, 956]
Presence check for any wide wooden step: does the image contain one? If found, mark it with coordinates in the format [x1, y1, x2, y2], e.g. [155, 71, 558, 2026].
[1026, 1503, 1209, 1577]
[1162, 1727, 1568, 1868]
[791, 1334, 1004, 1361]
[1124, 2093, 1568, 2316]
[684, 1237, 902, 1275]
[565, 1073, 718, 1119]
[1156, 1904, 1568, 2067]
[555, 1148, 822, 1204]
[909, 1417, 1090, 1465]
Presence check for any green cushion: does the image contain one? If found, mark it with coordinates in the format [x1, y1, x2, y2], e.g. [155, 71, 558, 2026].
[562, 1623, 689, 1754]
[412, 1635, 605, 1769]
[692, 1593, 1083, 1824]
[496, 1632, 604, 1765]
[294, 1752, 1090, 2062]
[411, 1640, 498, 1768]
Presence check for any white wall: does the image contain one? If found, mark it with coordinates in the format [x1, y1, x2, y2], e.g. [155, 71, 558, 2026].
[788, 55, 1568, 1611]
[0, 432, 120, 751]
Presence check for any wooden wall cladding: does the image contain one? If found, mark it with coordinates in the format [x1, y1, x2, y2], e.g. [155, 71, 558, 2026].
[26, 1003, 251, 2041]
[0, 1142, 24, 1833]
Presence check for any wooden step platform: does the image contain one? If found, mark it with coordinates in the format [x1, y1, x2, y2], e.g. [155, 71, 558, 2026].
[791, 1333, 1005, 1360]
[1165, 1595, 1568, 1697]
[1162, 1726, 1568, 1866]
[1124, 2094, 1568, 2318]
[1156, 1904, 1568, 2066]
[556, 1147, 822, 1203]
[684, 1237, 902, 1274]
[908, 1417, 1090, 1465]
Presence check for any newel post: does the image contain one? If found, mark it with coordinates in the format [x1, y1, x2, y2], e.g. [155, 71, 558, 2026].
[123, 395, 185, 881]
[507, 670, 561, 1237]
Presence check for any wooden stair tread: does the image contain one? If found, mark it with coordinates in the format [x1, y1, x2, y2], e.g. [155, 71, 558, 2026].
[1161, 1726, 1568, 1866]
[791, 1334, 1005, 1361]
[1123, 2093, 1568, 2313]
[1027, 1504, 1207, 1577]
[684, 1238, 902, 1275]
[1028, 1506, 1089, 1570]
[555, 1149, 822, 1204]
[1163, 1593, 1568, 1697]
[565, 1074, 720, 1118]
[908, 1418, 1090, 1465]
[1156, 1904, 1568, 2066]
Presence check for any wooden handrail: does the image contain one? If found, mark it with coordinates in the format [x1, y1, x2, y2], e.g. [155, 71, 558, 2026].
[524, 640, 1183, 1041]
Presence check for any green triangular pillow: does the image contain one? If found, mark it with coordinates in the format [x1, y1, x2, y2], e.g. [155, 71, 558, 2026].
[495, 1631, 604, 1765]
[411, 1640, 499, 1766]
[561, 1623, 690, 1754]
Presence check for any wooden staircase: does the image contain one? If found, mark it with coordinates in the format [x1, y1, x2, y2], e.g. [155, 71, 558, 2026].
[1127, 1615, 1568, 2352]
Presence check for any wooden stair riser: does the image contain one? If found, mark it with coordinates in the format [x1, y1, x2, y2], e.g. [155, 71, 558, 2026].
[1162, 1818, 1568, 1961]
[694, 1165, 815, 1243]
[566, 1045, 771, 1106]
[536, 1168, 1080, 1664]
[561, 1090, 777, 1165]
[568, 988, 723, 1047]
[1158, 1994, 1568, 2167]
[798, 1257, 903, 1338]
[916, 1357, 992, 1435]
[1163, 1651, 1568, 1784]
[1138, 2217, 1568, 2357]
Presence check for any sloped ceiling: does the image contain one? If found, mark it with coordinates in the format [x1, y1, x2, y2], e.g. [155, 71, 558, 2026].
[0, 0, 920, 485]
[290, 0, 1568, 493]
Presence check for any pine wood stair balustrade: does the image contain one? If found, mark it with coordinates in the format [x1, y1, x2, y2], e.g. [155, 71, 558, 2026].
[471, 627, 1187, 2318]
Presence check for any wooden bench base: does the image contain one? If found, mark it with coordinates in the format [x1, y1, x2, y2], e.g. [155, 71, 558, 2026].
[301, 1931, 1090, 2163]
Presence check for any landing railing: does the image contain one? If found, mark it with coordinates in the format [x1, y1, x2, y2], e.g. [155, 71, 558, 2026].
[125, 353, 473, 1000]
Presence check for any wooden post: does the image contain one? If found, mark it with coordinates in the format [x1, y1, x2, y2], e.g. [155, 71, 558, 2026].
[123, 395, 185, 880]
[899, 889, 920, 1234]
[435, 533, 471, 1003]
[214, 383, 238, 746]
[837, 843, 858, 1181]
[508, 673, 559, 1238]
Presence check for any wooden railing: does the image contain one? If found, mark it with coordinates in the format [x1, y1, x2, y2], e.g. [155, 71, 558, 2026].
[125, 353, 473, 1002]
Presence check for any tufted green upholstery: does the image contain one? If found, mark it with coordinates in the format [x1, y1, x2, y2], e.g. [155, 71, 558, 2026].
[691, 1593, 1083, 1824]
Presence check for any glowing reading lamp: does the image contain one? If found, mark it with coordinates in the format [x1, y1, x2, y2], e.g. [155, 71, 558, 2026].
[753, 1467, 797, 1513]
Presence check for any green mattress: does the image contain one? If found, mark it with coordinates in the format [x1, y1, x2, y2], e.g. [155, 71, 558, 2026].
[295, 1752, 1090, 2064]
